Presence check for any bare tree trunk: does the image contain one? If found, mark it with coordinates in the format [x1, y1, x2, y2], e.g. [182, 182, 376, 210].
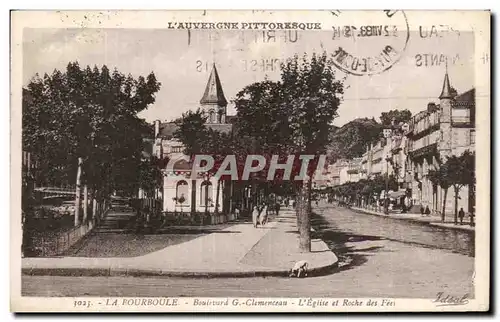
[215, 179, 221, 214]
[296, 188, 302, 228]
[92, 192, 98, 221]
[74, 157, 83, 227]
[251, 181, 257, 210]
[205, 181, 209, 214]
[298, 179, 311, 253]
[441, 187, 448, 223]
[229, 180, 233, 214]
[83, 184, 88, 223]
[454, 185, 459, 225]
[191, 179, 196, 214]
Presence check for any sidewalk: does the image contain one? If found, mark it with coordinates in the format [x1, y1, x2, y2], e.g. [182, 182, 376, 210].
[351, 207, 475, 232]
[22, 208, 338, 278]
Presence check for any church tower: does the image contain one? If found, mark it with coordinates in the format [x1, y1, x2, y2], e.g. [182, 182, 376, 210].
[438, 66, 455, 157]
[200, 63, 228, 124]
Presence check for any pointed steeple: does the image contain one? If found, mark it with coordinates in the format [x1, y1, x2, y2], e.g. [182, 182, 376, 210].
[439, 62, 453, 99]
[200, 63, 228, 107]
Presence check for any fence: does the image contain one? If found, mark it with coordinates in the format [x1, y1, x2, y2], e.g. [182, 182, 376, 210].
[26, 205, 109, 257]
[129, 198, 162, 214]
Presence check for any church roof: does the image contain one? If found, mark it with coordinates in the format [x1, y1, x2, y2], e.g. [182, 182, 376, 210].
[439, 72, 453, 99]
[200, 64, 228, 107]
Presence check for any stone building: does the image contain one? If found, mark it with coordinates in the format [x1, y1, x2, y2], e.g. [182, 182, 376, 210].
[152, 64, 236, 213]
[405, 70, 475, 215]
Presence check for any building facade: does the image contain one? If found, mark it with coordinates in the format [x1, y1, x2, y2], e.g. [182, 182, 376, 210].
[405, 71, 475, 215]
[329, 70, 475, 216]
[152, 64, 235, 213]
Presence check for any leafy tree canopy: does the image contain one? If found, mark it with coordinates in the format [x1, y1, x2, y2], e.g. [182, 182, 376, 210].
[23, 61, 161, 196]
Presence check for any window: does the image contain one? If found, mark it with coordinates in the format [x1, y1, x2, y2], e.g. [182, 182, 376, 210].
[470, 130, 475, 145]
[200, 181, 213, 206]
[171, 146, 183, 153]
[176, 180, 188, 204]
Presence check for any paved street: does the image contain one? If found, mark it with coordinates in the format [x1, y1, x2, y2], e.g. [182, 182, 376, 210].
[22, 204, 474, 298]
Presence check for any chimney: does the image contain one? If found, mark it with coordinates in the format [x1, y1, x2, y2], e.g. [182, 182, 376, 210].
[154, 120, 160, 138]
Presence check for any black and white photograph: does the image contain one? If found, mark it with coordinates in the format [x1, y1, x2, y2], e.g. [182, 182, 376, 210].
[10, 10, 490, 312]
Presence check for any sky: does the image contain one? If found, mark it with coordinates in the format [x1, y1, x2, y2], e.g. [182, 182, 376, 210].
[22, 27, 475, 126]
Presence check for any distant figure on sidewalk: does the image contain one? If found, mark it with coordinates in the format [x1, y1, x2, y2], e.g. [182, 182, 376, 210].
[259, 204, 268, 226]
[425, 206, 431, 216]
[420, 206, 425, 216]
[234, 206, 240, 219]
[275, 202, 281, 216]
[252, 206, 259, 228]
[459, 208, 465, 225]
[285, 199, 289, 207]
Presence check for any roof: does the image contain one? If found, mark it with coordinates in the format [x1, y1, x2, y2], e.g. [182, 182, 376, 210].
[453, 88, 475, 109]
[439, 72, 453, 99]
[200, 64, 228, 107]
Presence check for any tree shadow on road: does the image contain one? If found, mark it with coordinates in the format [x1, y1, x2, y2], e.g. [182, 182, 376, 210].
[310, 214, 387, 274]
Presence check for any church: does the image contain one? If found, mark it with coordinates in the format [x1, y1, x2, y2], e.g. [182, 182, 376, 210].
[152, 64, 238, 213]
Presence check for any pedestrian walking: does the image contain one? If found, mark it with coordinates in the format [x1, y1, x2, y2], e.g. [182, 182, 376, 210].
[259, 204, 268, 226]
[252, 206, 259, 228]
[420, 206, 425, 216]
[424, 206, 431, 216]
[458, 207, 465, 225]
[275, 202, 281, 217]
[469, 212, 475, 226]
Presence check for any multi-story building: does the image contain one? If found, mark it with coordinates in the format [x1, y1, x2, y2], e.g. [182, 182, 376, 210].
[405, 70, 475, 215]
[328, 158, 363, 186]
[329, 69, 475, 217]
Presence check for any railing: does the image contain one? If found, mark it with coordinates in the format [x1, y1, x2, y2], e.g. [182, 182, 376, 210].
[24, 204, 109, 257]
[411, 112, 440, 135]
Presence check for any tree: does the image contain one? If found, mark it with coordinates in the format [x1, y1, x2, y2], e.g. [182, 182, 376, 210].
[137, 155, 165, 199]
[380, 109, 412, 127]
[23, 62, 161, 224]
[443, 150, 475, 224]
[280, 53, 345, 252]
[327, 118, 382, 159]
[427, 167, 450, 223]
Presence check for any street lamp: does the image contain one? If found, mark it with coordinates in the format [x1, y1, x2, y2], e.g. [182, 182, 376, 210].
[384, 154, 392, 214]
[383, 128, 393, 214]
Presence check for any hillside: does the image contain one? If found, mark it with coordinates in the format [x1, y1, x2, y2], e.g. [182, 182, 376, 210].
[328, 118, 382, 160]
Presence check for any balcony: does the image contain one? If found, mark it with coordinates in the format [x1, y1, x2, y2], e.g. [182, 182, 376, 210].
[452, 116, 472, 127]
[409, 111, 440, 139]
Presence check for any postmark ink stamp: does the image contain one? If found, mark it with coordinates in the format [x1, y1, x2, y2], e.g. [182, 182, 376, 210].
[330, 10, 409, 76]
